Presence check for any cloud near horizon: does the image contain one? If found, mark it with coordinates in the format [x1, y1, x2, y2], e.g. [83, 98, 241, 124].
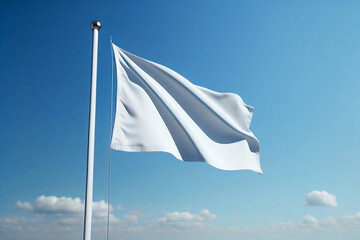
[14, 195, 114, 216]
[4, 195, 220, 240]
[304, 190, 338, 207]
[3, 195, 360, 240]
[153, 209, 216, 229]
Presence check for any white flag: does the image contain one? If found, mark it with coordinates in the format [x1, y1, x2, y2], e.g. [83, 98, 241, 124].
[111, 44, 262, 174]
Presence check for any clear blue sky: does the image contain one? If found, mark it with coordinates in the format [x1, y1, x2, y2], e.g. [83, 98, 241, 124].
[1, 1, 359, 240]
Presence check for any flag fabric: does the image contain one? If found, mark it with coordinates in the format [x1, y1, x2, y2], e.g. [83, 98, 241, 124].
[111, 44, 262, 174]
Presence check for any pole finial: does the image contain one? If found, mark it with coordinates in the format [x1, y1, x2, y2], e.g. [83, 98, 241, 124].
[91, 21, 101, 31]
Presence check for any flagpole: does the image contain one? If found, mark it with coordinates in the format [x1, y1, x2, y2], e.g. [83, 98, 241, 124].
[83, 20, 101, 240]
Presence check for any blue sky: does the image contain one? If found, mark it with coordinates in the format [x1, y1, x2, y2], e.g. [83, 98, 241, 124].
[1, 0, 360, 239]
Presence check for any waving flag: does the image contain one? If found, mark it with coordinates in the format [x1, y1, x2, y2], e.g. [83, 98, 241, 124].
[111, 44, 262, 173]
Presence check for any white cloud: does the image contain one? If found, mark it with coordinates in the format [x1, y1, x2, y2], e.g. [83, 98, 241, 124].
[2, 196, 124, 240]
[92, 200, 114, 216]
[3, 196, 360, 240]
[200, 209, 216, 221]
[14, 195, 114, 216]
[154, 209, 216, 229]
[304, 190, 338, 207]
[34, 195, 83, 214]
[166, 211, 202, 221]
[242, 212, 360, 240]
[2, 209, 360, 240]
[14, 201, 34, 211]
[301, 215, 318, 226]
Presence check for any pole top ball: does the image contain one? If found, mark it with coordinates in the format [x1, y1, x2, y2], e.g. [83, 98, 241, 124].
[91, 21, 101, 31]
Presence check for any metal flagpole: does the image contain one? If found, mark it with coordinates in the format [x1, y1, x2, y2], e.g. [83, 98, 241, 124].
[83, 20, 101, 240]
